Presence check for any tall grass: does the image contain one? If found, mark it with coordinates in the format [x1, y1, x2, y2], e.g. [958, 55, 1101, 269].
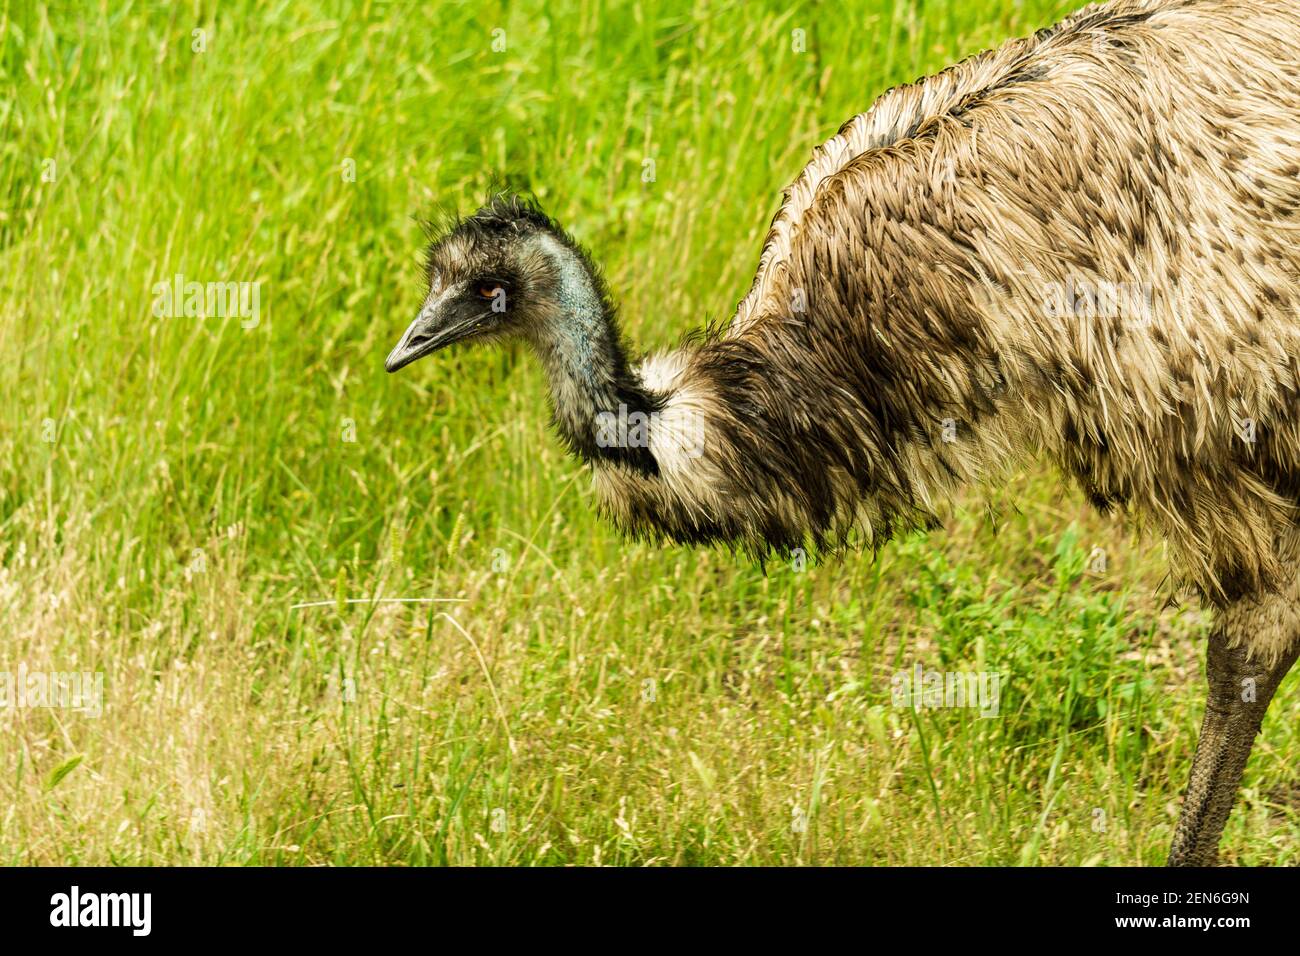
[0, 0, 1295, 865]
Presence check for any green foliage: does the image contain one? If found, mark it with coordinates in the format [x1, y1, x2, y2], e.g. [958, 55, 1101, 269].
[0, 0, 1295, 866]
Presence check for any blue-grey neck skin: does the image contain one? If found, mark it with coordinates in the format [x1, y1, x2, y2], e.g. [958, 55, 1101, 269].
[537, 234, 615, 392]
[527, 234, 661, 473]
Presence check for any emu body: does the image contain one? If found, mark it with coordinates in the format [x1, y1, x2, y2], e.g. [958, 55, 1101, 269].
[388, 0, 1300, 864]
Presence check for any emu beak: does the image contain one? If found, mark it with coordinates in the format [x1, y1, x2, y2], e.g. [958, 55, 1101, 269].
[385, 295, 476, 373]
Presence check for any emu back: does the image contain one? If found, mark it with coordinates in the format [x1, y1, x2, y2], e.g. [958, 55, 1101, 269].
[653, 0, 1300, 624]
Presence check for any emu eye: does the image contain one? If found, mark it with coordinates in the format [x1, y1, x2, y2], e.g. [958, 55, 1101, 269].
[477, 284, 504, 300]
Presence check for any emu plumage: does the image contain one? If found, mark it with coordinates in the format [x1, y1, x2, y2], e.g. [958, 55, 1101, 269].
[388, 0, 1300, 865]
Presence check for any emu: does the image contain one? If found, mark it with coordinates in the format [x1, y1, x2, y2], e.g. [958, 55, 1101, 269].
[387, 0, 1300, 865]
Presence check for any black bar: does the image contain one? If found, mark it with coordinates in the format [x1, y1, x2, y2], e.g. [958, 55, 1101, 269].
[0, 867, 1279, 942]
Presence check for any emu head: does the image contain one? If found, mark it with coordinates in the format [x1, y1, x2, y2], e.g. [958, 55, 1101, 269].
[385, 194, 610, 374]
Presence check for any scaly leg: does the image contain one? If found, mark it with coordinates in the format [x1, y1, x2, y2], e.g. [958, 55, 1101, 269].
[1167, 612, 1299, 866]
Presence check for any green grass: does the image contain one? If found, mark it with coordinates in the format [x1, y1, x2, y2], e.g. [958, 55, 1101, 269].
[1, 0, 1296, 865]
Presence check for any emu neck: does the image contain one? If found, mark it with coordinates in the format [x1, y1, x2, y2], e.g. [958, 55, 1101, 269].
[530, 235, 661, 474]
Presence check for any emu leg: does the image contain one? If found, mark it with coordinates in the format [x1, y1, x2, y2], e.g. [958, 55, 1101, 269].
[1167, 630, 1299, 866]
